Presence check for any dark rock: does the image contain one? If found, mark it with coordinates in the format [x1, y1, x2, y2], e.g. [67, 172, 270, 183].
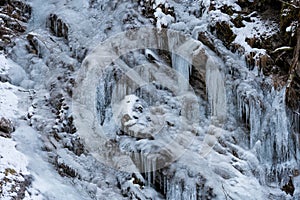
[286, 25, 300, 133]
[220, 5, 235, 16]
[280, 4, 300, 32]
[237, 0, 282, 12]
[281, 176, 295, 196]
[245, 51, 256, 70]
[66, 137, 85, 156]
[0, 0, 31, 50]
[137, 0, 175, 25]
[48, 14, 69, 41]
[26, 33, 50, 57]
[0, 171, 33, 200]
[190, 64, 207, 99]
[0, 117, 14, 137]
[56, 157, 78, 178]
[230, 43, 245, 55]
[198, 31, 217, 53]
[212, 21, 237, 49]
[231, 14, 245, 28]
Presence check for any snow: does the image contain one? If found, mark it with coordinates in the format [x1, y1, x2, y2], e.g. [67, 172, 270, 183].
[0, 82, 19, 119]
[13, 124, 90, 200]
[0, 54, 27, 86]
[154, 8, 174, 30]
[0, 55, 92, 199]
[0, 137, 28, 174]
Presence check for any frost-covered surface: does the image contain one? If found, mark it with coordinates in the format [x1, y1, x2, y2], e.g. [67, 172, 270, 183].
[0, 0, 299, 199]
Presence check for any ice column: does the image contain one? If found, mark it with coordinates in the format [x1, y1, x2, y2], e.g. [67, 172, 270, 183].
[206, 56, 227, 121]
[167, 30, 192, 90]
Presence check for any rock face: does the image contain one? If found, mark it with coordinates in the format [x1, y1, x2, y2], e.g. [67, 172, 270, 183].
[0, 0, 31, 50]
[212, 21, 236, 49]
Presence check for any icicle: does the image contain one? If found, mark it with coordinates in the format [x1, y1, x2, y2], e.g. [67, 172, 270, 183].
[271, 88, 289, 163]
[37, 40, 41, 57]
[236, 83, 262, 148]
[249, 99, 261, 148]
[245, 102, 249, 126]
[206, 56, 227, 121]
[152, 157, 156, 185]
[144, 155, 147, 184]
[164, 175, 167, 194]
[167, 30, 191, 92]
[171, 53, 191, 81]
[147, 156, 151, 185]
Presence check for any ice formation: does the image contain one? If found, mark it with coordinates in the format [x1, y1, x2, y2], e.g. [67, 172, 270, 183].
[1, 0, 299, 199]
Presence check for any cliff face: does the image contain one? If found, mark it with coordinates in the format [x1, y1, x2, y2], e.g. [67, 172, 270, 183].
[0, 0, 300, 199]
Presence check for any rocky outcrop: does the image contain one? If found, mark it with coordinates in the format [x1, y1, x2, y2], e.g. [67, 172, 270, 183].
[0, 117, 14, 138]
[137, 0, 175, 28]
[47, 14, 69, 41]
[26, 33, 51, 57]
[0, 0, 31, 50]
[211, 21, 236, 49]
[281, 176, 295, 196]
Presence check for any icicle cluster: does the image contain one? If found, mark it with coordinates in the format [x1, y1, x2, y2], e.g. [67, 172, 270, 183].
[236, 82, 262, 148]
[167, 30, 192, 83]
[206, 56, 227, 121]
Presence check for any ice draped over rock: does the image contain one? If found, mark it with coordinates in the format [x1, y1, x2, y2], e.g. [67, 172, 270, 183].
[234, 71, 297, 185]
[74, 27, 205, 168]
[73, 24, 298, 200]
[73, 27, 234, 198]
